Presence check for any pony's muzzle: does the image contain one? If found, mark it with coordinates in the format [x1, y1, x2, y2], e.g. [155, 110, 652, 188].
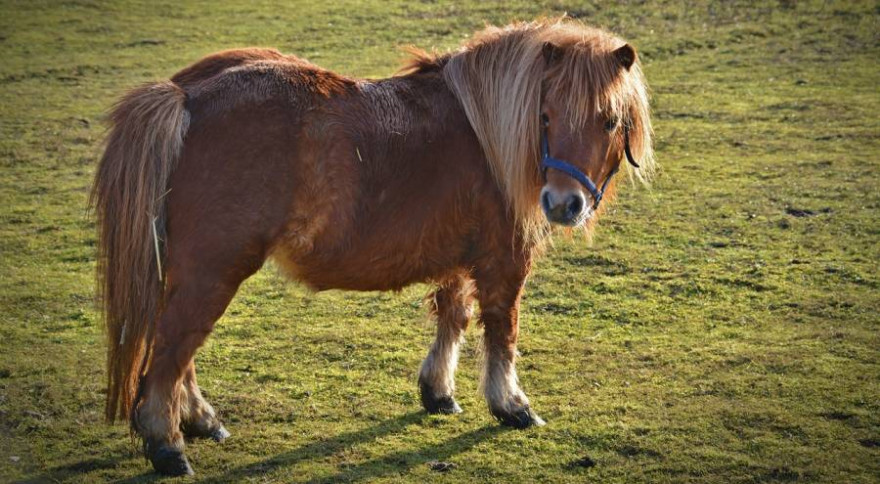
[541, 187, 588, 226]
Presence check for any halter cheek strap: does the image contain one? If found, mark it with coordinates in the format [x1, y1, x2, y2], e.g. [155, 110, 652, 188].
[539, 115, 639, 210]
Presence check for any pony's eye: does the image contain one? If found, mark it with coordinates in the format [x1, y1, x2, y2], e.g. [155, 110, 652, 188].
[541, 113, 550, 127]
[604, 117, 618, 132]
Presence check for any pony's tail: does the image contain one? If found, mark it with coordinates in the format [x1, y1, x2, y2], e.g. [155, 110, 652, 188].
[89, 81, 189, 423]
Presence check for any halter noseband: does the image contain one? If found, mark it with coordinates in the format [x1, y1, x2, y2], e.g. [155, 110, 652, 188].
[540, 114, 640, 210]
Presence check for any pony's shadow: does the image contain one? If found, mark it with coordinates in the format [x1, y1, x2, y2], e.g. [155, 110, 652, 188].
[202, 411, 507, 483]
[19, 412, 504, 483]
[18, 452, 165, 484]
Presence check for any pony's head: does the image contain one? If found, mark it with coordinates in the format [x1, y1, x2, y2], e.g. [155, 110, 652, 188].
[442, 19, 654, 239]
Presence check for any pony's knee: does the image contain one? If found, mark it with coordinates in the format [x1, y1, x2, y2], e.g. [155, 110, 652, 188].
[430, 275, 475, 329]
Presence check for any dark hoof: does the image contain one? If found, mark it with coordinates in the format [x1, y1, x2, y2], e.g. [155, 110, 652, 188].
[419, 379, 463, 415]
[428, 396, 462, 415]
[147, 443, 194, 477]
[492, 405, 546, 429]
[182, 422, 231, 443]
[210, 425, 231, 443]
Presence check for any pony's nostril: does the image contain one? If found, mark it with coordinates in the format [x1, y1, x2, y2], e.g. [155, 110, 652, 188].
[567, 194, 584, 216]
[541, 191, 552, 211]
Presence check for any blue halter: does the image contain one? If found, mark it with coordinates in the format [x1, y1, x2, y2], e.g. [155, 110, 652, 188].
[539, 115, 639, 210]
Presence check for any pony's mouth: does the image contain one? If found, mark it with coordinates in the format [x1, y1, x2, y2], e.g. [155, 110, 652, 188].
[545, 208, 590, 227]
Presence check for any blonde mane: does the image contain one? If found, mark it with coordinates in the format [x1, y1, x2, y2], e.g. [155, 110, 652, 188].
[440, 18, 655, 242]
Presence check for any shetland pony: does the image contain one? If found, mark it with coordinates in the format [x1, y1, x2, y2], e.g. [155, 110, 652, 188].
[91, 18, 654, 475]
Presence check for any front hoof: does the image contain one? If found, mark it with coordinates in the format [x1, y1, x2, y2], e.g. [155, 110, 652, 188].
[419, 380, 463, 415]
[492, 405, 546, 429]
[147, 443, 194, 477]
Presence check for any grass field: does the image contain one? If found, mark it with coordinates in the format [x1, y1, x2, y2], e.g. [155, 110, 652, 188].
[1, 0, 879, 482]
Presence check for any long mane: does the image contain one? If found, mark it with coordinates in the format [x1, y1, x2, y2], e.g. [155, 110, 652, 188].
[433, 18, 655, 242]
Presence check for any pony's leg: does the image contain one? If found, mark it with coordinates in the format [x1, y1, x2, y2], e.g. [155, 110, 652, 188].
[179, 362, 230, 442]
[475, 262, 545, 429]
[136, 254, 261, 476]
[418, 275, 475, 414]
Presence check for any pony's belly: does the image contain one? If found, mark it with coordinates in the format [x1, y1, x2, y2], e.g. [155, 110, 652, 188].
[272, 184, 476, 292]
[273, 245, 453, 292]
[272, 220, 465, 291]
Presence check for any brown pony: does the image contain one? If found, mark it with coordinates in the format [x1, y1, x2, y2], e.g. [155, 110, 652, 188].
[91, 18, 653, 476]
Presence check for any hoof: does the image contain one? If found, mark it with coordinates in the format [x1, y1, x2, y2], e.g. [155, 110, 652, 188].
[419, 379, 463, 415]
[210, 425, 231, 443]
[428, 396, 463, 415]
[182, 422, 231, 443]
[492, 405, 546, 429]
[146, 442, 194, 477]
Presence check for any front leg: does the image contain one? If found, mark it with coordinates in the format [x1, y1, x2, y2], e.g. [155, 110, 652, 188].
[475, 256, 545, 429]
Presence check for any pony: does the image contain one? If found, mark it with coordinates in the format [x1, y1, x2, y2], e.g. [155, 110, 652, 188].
[90, 18, 654, 476]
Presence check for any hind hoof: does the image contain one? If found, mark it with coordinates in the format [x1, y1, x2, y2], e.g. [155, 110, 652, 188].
[147, 443, 194, 476]
[210, 425, 231, 443]
[182, 421, 231, 443]
[492, 405, 546, 429]
[427, 396, 463, 415]
[419, 380, 463, 415]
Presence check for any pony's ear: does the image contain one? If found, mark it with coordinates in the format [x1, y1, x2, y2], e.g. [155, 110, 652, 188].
[542, 42, 563, 65]
[613, 44, 637, 70]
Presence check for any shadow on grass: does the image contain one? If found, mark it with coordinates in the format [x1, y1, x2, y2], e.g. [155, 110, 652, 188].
[202, 411, 507, 483]
[18, 412, 505, 483]
[18, 450, 165, 484]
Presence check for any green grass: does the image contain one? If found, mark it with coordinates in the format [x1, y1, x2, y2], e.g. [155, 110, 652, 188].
[1, 0, 879, 482]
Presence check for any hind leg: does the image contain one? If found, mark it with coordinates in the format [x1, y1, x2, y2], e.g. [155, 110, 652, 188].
[418, 274, 475, 414]
[135, 251, 263, 476]
[179, 362, 230, 442]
